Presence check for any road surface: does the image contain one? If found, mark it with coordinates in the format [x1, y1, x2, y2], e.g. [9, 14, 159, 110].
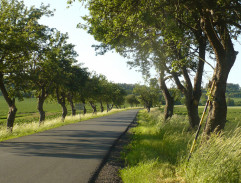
[0, 109, 139, 183]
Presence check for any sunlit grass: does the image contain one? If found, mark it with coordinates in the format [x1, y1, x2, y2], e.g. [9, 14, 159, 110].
[181, 127, 241, 183]
[0, 108, 134, 142]
[120, 107, 241, 183]
[0, 96, 138, 125]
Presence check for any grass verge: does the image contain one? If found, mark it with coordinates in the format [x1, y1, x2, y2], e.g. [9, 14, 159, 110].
[0, 108, 134, 142]
[120, 108, 241, 183]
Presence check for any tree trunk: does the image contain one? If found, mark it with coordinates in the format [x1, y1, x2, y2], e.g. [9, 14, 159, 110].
[61, 104, 68, 121]
[37, 96, 45, 125]
[81, 100, 87, 115]
[7, 103, 17, 131]
[201, 11, 237, 135]
[89, 101, 97, 114]
[107, 104, 113, 111]
[204, 66, 232, 135]
[68, 93, 76, 116]
[37, 87, 48, 125]
[56, 88, 67, 121]
[159, 70, 174, 121]
[185, 96, 200, 129]
[100, 101, 104, 112]
[170, 34, 206, 128]
[83, 105, 87, 115]
[147, 105, 151, 113]
[185, 36, 206, 128]
[0, 73, 17, 131]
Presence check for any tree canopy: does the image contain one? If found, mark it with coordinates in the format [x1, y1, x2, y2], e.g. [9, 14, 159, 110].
[69, 0, 241, 134]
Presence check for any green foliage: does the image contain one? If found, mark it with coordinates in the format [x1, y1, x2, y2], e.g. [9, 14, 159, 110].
[200, 93, 208, 106]
[118, 83, 135, 95]
[125, 94, 139, 107]
[169, 87, 183, 105]
[133, 79, 160, 111]
[0, 0, 52, 99]
[226, 97, 235, 106]
[71, 0, 241, 135]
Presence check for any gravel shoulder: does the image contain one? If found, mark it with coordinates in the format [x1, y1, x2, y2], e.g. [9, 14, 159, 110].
[92, 120, 137, 183]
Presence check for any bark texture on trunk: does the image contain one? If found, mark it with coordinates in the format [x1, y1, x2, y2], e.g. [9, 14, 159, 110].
[37, 87, 48, 125]
[100, 101, 104, 112]
[83, 105, 87, 114]
[37, 96, 45, 125]
[170, 34, 206, 128]
[68, 93, 76, 116]
[147, 106, 151, 113]
[172, 70, 199, 128]
[204, 66, 233, 135]
[7, 104, 17, 131]
[159, 70, 174, 121]
[89, 101, 97, 114]
[81, 100, 87, 115]
[185, 96, 200, 129]
[61, 104, 68, 121]
[0, 73, 17, 130]
[201, 11, 237, 135]
[107, 104, 113, 112]
[56, 88, 67, 121]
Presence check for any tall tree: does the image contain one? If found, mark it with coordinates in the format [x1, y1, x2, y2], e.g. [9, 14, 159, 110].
[0, 0, 52, 130]
[66, 65, 89, 116]
[85, 73, 102, 114]
[110, 83, 127, 108]
[50, 32, 78, 121]
[68, 0, 207, 128]
[29, 28, 60, 124]
[170, 0, 241, 134]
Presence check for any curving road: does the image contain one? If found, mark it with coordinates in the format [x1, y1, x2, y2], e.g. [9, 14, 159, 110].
[0, 109, 139, 183]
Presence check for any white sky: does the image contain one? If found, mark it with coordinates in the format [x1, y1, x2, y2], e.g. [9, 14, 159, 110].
[23, 0, 241, 86]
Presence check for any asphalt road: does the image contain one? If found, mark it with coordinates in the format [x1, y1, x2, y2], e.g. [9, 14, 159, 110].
[0, 109, 139, 183]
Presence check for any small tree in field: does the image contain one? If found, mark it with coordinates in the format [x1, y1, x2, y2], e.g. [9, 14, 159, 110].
[125, 94, 139, 107]
[134, 79, 160, 112]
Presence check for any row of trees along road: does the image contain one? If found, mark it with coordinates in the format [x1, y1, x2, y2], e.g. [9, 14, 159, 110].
[68, 0, 241, 136]
[0, 0, 126, 131]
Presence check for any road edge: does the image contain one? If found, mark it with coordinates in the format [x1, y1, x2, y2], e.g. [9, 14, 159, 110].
[88, 110, 139, 183]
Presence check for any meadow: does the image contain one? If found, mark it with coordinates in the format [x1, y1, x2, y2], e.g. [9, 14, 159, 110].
[0, 97, 63, 126]
[120, 106, 241, 183]
[0, 96, 135, 141]
[0, 96, 129, 126]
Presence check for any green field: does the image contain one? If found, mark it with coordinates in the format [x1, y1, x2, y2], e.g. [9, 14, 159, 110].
[0, 96, 129, 126]
[159, 105, 241, 130]
[233, 98, 241, 102]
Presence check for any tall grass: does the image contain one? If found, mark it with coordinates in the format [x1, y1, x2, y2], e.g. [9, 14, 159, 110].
[182, 128, 241, 183]
[0, 108, 129, 142]
[120, 108, 241, 183]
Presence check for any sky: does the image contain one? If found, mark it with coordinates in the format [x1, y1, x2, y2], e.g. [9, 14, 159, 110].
[23, 0, 241, 86]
